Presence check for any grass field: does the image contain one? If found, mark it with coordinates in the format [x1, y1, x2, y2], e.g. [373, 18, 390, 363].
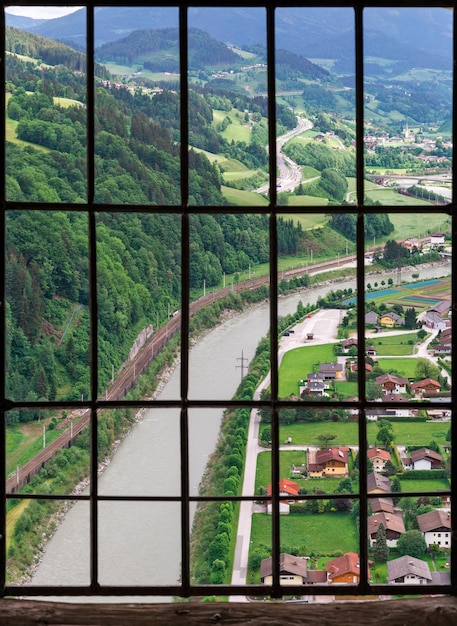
[286, 195, 328, 207]
[374, 357, 418, 378]
[255, 450, 307, 491]
[365, 187, 434, 206]
[212, 108, 253, 143]
[250, 512, 359, 568]
[6, 418, 63, 475]
[368, 334, 416, 356]
[280, 213, 328, 229]
[279, 344, 336, 397]
[399, 478, 450, 493]
[221, 186, 269, 206]
[258, 419, 449, 448]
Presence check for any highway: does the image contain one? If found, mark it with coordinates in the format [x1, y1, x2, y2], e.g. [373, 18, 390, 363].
[256, 116, 314, 195]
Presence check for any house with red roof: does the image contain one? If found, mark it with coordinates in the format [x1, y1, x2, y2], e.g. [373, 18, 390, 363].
[308, 447, 349, 478]
[266, 478, 300, 515]
[326, 552, 361, 584]
[367, 448, 391, 473]
[410, 378, 441, 397]
[375, 373, 408, 395]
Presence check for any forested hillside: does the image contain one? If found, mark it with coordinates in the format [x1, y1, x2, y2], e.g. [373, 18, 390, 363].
[5, 27, 306, 417]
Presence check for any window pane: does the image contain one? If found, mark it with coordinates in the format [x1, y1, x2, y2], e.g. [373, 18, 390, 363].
[98, 501, 181, 587]
[96, 212, 181, 401]
[94, 7, 180, 205]
[19, 500, 90, 587]
[364, 8, 452, 206]
[6, 210, 90, 403]
[5, 12, 87, 202]
[99, 408, 181, 497]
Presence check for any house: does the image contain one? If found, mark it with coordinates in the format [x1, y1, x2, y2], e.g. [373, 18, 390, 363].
[308, 447, 349, 478]
[267, 478, 300, 515]
[423, 311, 448, 331]
[379, 312, 404, 328]
[367, 472, 392, 494]
[366, 345, 377, 358]
[260, 553, 307, 585]
[381, 394, 411, 416]
[375, 374, 408, 395]
[300, 380, 326, 397]
[427, 300, 451, 317]
[370, 496, 396, 515]
[402, 237, 421, 252]
[319, 362, 344, 380]
[349, 361, 373, 374]
[417, 510, 451, 548]
[368, 512, 405, 547]
[365, 311, 379, 325]
[367, 448, 391, 473]
[341, 338, 358, 353]
[260, 554, 328, 586]
[410, 378, 441, 397]
[407, 448, 443, 470]
[326, 552, 360, 584]
[430, 232, 445, 247]
[387, 555, 432, 585]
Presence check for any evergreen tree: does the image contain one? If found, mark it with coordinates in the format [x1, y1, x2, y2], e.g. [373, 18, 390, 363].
[373, 523, 389, 563]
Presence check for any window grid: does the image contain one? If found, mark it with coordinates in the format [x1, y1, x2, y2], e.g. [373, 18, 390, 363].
[0, 1, 455, 599]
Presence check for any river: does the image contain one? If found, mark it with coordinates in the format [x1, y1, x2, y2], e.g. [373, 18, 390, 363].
[28, 261, 450, 600]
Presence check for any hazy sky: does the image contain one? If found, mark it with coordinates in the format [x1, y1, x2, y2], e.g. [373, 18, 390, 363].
[5, 6, 81, 19]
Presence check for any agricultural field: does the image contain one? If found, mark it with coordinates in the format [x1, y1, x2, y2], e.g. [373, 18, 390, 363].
[368, 334, 417, 356]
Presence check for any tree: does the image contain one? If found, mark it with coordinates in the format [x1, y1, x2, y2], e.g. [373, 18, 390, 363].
[376, 422, 394, 448]
[366, 382, 383, 401]
[397, 529, 427, 558]
[415, 357, 441, 381]
[383, 460, 397, 476]
[373, 523, 389, 563]
[404, 307, 417, 329]
[316, 432, 337, 447]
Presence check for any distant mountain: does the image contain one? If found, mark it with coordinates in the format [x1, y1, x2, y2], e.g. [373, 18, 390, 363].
[6, 6, 452, 74]
[96, 27, 242, 72]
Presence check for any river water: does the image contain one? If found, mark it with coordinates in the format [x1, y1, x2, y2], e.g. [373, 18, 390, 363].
[28, 262, 450, 599]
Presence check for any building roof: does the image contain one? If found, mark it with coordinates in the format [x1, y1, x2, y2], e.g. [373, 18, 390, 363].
[315, 447, 349, 465]
[381, 393, 409, 403]
[368, 512, 405, 537]
[341, 338, 358, 348]
[326, 552, 360, 580]
[319, 362, 343, 372]
[380, 312, 402, 322]
[267, 478, 300, 497]
[417, 509, 451, 533]
[368, 448, 391, 462]
[367, 472, 392, 494]
[307, 372, 325, 381]
[375, 373, 408, 386]
[428, 300, 451, 315]
[410, 378, 441, 391]
[260, 553, 308, 579]
[365, 311, 379, 324]
[410, 448, 443, 464]
[370, 497, 395, 514]
[387, 555, 432, 582]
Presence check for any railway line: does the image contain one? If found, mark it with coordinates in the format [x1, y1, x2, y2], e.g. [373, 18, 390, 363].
[7, 253, 358, 493]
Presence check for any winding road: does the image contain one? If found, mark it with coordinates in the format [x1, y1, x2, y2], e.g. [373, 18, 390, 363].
[256, 116, 314, 195]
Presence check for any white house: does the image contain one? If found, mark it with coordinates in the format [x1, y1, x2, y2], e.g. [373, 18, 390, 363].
[417, 510, 451, 548]
[387, 555, 432, 585]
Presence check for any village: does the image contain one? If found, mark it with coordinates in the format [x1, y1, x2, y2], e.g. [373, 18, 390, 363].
[233, 263, 452, 596]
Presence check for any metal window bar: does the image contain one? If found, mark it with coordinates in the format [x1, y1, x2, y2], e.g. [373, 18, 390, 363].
[0, 0, 455, 599]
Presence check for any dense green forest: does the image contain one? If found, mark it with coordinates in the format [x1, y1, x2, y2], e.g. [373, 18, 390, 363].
[4, 28, 307, 418]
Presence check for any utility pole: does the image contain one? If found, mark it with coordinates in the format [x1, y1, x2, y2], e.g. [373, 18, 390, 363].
[203, 279, 206, 297]
[43, 424, 46, 449]
[236, 350, 248, 382]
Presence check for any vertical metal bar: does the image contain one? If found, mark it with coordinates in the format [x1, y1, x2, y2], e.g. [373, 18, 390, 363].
[450, 4, 457, 595]
[86, 4, 99, 590]
[0, 3, 6, 596]
[179, 3, 190, 594]
[354, 4, 369, 593]
[266, 3, 281, 599]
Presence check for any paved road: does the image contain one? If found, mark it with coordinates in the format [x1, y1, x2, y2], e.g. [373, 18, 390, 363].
[230, 309, 342, 596]
[255, 116, 313, 195]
